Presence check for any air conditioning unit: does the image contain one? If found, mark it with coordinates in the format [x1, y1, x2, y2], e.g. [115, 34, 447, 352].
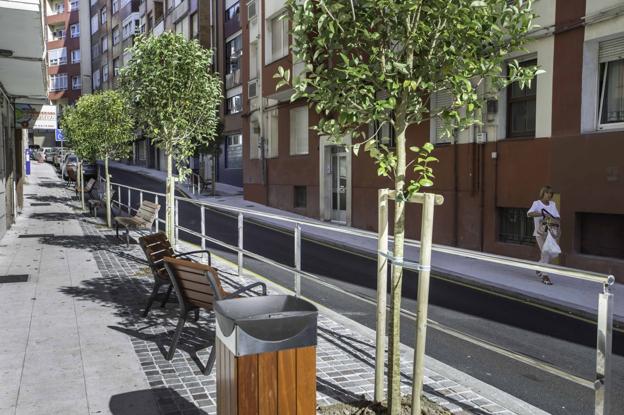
[248, 80, 257, 98]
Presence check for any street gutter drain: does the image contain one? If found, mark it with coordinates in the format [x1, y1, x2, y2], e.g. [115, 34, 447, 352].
[30, 203, 51, 206]
[18, 234, 55, 238]
[0, 275, 29, 283]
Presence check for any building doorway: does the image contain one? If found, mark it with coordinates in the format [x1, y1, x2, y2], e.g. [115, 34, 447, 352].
[330, 148, 348, 223]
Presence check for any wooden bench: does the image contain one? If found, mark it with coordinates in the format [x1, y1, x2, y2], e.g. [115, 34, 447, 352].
[87, 188, 116, 218]
[75, 178, 96, 197]
[138, 232, 212, 317]
[163, 256, 267, 373]
[114, 200, 161, 246]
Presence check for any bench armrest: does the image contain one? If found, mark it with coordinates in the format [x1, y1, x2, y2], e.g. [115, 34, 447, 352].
[223, 281, 267, 299]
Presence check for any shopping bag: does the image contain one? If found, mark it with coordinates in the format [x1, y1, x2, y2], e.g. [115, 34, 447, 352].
[542, 232, 561, 258]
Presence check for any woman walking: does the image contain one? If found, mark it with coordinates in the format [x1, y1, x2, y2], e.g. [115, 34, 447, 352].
[527, 185, 560, 285]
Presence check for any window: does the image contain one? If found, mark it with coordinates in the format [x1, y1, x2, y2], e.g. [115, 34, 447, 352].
[225, 34, 242, 88]
[113, 57, 120, 77]
[70, 23, 80, 38]
[70, 49, 80, 63]
[91, 42, 100, 58]
[226, 134, 242, 169]
[289, 106, 308, 155]
[249, 120, 260, 159]
[100, 6, 107, 24]
[48, 47, 67, 66]
[90, 0, 97, 6]
[225, 2, 240, 22]
[598, 37, 624, 129]
[247, 0, 256, 20]
[112, 0, 120, 14]
[269, 14, 289, 62]
[69, 0, 79, 11]
[579, 213, 624, 259]
[49, 73, 68, 91]
[498, 207, 534, 245]
[249, 41, 258, 80]
[50, 26, 65, 40]
[122, 15, 140, 40]
[294, 186, 307, 208]
[102, 64, 109, 82]
[121, 0, 131, 8]
[430, 90, 455, 144]
[264, 109, 279, 158]
[101, 36, 108, 52]
[371, 118, 396, 148]
[51, 1, 64, 14]
[92, 69, 101, 90]
[91, 14, 99, 34]
[226, 94, 242, 114]
[190, 13, 199, 38]
[72, 76, 81, 90]
[112, 26, 120, 45]
[507, 59, 537, 138]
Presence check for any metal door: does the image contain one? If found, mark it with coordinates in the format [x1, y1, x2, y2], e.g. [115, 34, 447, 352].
[331, 151, 347, 223]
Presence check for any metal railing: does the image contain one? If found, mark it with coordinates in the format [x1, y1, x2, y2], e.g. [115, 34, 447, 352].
[97, 176, 615, 414]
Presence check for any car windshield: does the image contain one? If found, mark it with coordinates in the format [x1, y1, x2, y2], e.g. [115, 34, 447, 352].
[68, 156, 78, 163]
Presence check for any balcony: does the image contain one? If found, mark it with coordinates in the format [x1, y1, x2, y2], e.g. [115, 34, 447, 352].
[225, 69, 241, 90]
[153, 18, 164, 36]
[170, 0, 188, 24]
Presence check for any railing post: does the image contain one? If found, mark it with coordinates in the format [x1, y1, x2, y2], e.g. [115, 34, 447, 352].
[411, 193, 436, 415]
[155, 195, 159, 233]
[117, 184, 121, 210]
[237, 212, 244, 277]
[294, 223, 302, 297]
[127, 188, 131, 213]
[375, 189, 389, 403]
[201, 205, 206, 262]
[139, 191, 143, 206]
[595, 283, 613, 415]
[175, 198, 179, 244]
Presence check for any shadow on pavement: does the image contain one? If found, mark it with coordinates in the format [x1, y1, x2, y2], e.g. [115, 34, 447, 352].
[110, 388, 208, 415]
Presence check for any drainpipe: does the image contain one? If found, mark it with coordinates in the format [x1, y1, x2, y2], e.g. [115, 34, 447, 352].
[258, 0, 268, 204]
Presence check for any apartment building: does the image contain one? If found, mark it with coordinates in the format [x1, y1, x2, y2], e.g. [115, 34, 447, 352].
[38, 0, 83, 146]
[0, 0, 48, 239]
[241, 0, 624, 279]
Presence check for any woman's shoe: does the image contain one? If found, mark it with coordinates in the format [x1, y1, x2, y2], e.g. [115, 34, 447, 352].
[541, 275, 553, 285]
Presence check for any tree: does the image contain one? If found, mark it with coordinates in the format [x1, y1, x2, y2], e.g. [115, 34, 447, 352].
[277, 1, 540, 413]
[120, 32, 222, 243]
[61, 91, 134, 227]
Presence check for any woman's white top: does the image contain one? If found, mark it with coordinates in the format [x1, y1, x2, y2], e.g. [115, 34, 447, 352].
[528, 200, 560, 236]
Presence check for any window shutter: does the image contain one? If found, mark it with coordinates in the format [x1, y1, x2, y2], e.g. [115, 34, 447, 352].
[599, 37, 624, 63]
[432, 90, 455, 144]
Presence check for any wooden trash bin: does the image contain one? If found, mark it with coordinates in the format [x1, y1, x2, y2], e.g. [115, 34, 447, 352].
[215, 295, 318, 415]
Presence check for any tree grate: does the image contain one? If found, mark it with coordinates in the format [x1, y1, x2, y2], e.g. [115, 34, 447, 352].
[30, 203, 51, 206]
[0, 275, 29, 283]
[18, 234, 55, 238]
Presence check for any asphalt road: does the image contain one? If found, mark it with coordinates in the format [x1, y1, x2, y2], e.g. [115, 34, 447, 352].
[106, 166, 624, 415]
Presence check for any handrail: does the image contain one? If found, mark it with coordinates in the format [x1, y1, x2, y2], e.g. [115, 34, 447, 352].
[109, 179, 614, 287]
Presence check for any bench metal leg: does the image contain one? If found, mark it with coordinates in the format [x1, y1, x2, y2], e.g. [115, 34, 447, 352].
[160, 284, 173, 308]
[167, 314, 187, 360]
[143, 283, 161, 317]
[194, 309, 200, 322]
[126, 228, 130, 247]
[115, 223, 119, 238]
[202, 346, 217, 375]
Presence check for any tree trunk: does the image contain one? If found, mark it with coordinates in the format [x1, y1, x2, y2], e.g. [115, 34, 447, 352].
[388, 109, 408, 415]
[211, 152, 217, 196]
[166, 153, 175, 243]
[80, 162, 85, 211]
[105, 156, 111, 227]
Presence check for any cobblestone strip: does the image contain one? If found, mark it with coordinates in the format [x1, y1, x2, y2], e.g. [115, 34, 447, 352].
[74, 211, 514, 415]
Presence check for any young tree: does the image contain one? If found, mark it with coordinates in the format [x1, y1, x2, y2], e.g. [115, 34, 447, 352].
[61, 91, 134, 227]
[120, 32, 222, 243]
[278, 1, 540, 413]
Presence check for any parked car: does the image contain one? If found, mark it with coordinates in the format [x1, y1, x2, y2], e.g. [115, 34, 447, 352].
[82, 161, 98, 179]
[61, 154, 78, 180]
[53, 149, 68, 167]
[45, 148, 58, 163]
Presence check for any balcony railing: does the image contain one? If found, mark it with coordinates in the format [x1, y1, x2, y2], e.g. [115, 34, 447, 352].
[225, 69, 241, 90]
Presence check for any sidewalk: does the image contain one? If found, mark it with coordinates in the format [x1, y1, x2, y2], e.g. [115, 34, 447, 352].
[109, 161, 624, 326]
[0, 164, 548, 414]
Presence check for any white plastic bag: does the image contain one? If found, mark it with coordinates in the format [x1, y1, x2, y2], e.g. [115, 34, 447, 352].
[542, 232, 561, 259]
